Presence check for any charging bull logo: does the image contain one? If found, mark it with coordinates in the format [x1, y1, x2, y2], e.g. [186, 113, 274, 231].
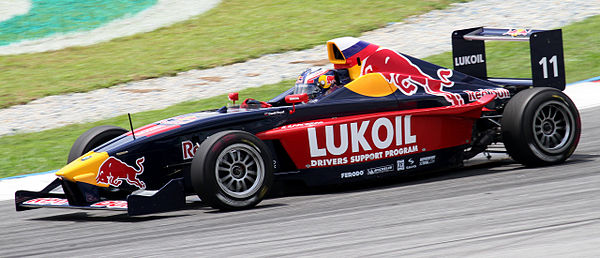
[503, 28, 531, 37]
[361, 48, 464, 105]
[96, 157, 146, 189]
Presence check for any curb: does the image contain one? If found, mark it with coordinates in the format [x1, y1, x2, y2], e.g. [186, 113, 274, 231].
[570, 77, 598, 84]
[572, 75, 600, 83]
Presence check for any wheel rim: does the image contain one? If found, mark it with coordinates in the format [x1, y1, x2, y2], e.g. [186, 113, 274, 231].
[214, 143, 265, 199]
[532, 100, 575, 154]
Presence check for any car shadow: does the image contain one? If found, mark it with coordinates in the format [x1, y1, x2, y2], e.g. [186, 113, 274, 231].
[28, 153, 597, 219]
[30, 211, 190, 222]
[202, 203, 289, 214]
[268, 153, 599, 199]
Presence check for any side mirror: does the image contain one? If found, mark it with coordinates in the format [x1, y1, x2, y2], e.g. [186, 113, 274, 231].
[228, 92, 239, 104]
[284, 93, 308, 114]
[285, 93, 308, 104]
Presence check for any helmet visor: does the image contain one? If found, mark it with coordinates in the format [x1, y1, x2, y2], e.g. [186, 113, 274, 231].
[293, 83, 320, 98]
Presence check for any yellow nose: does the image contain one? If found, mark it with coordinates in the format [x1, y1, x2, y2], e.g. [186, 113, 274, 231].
[56, 151, 110, 187]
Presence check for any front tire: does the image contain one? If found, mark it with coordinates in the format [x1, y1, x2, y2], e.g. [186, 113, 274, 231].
[68, 125, 128, 163]
[502, 87, 581, 166]
[191, 130, 274, 210]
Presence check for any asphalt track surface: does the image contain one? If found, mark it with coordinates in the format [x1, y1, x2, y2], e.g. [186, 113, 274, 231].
[1, 108, 599, 257]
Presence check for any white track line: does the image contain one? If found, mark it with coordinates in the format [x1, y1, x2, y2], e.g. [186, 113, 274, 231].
[0, 172, 56, 201]
[0, 0, 30, 22]
[565, 81, 600, 110]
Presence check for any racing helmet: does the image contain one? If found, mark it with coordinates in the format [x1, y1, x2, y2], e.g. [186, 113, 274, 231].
[293, 68, 338, 99]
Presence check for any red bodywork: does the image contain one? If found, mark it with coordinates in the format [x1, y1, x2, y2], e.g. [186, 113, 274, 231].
[258, 95, 495, 169]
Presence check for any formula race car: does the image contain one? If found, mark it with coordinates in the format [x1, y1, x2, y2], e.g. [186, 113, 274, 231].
[16, 27, 580, 215]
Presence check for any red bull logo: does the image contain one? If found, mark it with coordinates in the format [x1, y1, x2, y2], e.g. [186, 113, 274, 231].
[90, 200, 128, 209]
[319, 75, 336, 88]
[503, 28, 531, 37]
[464, 88, 510, 101]
[361, 48, 464, 105]
[182, 140, 199, 160]
[96, 156, 146, 189]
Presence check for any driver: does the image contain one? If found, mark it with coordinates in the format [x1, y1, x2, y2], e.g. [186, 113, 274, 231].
[292, 67, 349, 100]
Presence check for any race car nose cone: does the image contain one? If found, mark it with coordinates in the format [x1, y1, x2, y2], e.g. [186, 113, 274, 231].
[56, 152, 110, 187]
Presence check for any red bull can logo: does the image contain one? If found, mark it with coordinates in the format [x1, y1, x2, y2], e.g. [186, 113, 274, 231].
[503, 28, 531, 37]
[96, 156, 146, 189]
[361, 48, 464, 105]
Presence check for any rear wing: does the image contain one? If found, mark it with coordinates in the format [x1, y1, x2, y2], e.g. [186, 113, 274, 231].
[452, 27, 565, 90]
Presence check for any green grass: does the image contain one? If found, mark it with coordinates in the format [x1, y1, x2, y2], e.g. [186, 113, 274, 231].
[0, 0, 463, 107]
[424, 15, 600, 83]
[1, 14, 599, 178]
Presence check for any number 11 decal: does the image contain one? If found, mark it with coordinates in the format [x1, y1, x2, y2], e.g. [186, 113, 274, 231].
[539, 55, 558, 79]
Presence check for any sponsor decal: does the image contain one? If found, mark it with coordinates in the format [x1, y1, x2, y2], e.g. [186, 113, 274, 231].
[158, 113, 213, 125]
[397, 159, 405, 171]
[340, 170, 365, 179]
[91, 200, 128, 209]
[23, 198, 69, 206]
[503, 28, 531, 37]
[257, 107, 476, 170]
[454, 54, 485, 67]
[182, 140, 199, 160]
[361, 48, 465, 105]
[128, 124, 180, 137]
[127, 113, 215, 138]
[279, 121, 324, 130]
[319, 75, 336, 88]
[419, 155, 436, 166]
[96, 156, 146, 189]
[464, 88, 510, 101]
[406, 158, 417, 169]
[309, 115, 416, 157]
[308, 115, 419, 167]
[311, 157, 348, 167]
[367, 164, 394, 175]
[264, 110, 285, 116]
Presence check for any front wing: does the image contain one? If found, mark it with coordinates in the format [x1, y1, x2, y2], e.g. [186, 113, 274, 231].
[15, 177, 186, 216]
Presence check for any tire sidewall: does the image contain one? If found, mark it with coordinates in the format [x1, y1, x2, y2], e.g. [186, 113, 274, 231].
[524, 93, 579, 161]
[502, 87, 581, 166]
[191, 131, 274, 210]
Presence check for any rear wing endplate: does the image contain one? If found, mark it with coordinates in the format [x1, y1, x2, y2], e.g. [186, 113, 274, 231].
[452, 27, 565, 90]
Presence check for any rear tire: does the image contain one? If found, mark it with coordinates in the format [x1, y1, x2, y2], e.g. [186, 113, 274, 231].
[191, 130, 274, 210]
[502, 87, 580, 166]
[68, 125, 128, 163]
